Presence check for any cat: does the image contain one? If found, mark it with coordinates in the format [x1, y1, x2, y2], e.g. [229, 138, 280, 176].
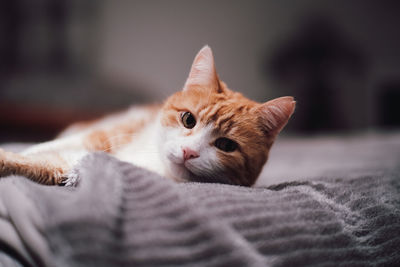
[0, 46, 295, 187]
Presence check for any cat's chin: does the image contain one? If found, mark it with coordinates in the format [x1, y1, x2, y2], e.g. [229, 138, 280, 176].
[166, 160, 233, 185]
[165, 161, 197, 183]
[163, 152, 233, 184]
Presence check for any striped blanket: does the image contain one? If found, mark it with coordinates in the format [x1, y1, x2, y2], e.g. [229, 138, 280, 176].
[0, 133, 399, 266]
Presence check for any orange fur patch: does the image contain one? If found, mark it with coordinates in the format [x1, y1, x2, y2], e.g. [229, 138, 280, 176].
[83, 105, 159, 153]
[85, 130, 112, 152]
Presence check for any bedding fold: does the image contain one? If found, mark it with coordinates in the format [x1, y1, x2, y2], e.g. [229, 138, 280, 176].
[0, 133, 399, 266]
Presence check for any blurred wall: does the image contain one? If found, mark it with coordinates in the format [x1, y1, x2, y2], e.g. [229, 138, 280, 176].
[1, 0, 399, 141]
[97, 0, 400, 131]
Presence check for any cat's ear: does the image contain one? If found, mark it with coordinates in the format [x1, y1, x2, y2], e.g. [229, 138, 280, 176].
[183, 45, 220, 91]
[257, 96, 296, 135]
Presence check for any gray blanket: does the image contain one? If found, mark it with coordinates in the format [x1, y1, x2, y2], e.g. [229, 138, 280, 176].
[0, 133, 399, 266]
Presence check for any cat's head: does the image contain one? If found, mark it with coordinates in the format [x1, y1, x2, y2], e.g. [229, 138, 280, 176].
[158, 46, 295, 186]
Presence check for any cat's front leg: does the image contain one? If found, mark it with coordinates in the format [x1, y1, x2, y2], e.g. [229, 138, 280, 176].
[0, 148, 69, 185]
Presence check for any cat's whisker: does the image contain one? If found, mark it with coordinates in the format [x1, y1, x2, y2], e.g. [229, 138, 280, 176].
[100, 143, 126, 153]
[100, 143, 159, 154]
[105, 133, 136, 140]
[104, 133, 148, 148]
[106, 132, 150, 140]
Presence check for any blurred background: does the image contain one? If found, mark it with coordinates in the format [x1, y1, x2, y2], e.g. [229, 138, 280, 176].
[0, 0, 399, 142]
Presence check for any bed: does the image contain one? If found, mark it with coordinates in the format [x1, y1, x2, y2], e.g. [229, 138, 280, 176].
[0, 132, 399, 266]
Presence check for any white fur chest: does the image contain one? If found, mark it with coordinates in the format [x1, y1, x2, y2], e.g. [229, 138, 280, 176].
[114, 120, 166, 177]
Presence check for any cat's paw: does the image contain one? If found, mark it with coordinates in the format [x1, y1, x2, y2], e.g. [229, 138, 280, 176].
[0, 148, 9, 161]
[60, 170, 80, 187]
[0, 149, 6, 175]
[0, 148, 17, 176]
[0, 148, 5, 160]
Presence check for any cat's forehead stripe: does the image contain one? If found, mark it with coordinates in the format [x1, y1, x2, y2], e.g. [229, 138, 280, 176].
[215, 113, 236, 132]
[198, 101, 252, 135]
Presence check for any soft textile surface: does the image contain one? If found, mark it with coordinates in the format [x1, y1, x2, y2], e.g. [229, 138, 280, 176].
[0, 133, 399, 266]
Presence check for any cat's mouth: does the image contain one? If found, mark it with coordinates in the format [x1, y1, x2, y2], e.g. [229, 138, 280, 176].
[165, 154, 194, 180]
[165, 153, 233, 184]
[178, 161, 197, 178]
[175, 160, 233, 184]
[166, 158, 203, 182]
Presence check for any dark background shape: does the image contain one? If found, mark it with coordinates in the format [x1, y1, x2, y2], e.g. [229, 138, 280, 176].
[0, 0, 399, 142]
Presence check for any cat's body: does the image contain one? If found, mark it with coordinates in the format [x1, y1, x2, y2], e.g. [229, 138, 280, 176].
[0, 46, 295, 186]
[18, 105, 164, 184]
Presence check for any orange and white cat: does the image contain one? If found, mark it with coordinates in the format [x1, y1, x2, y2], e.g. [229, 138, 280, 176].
[0, 46, 295, 187]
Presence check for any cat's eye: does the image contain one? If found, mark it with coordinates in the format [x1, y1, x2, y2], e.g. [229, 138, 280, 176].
[214, 137, 238, 152]
[181, 111, 196, 129]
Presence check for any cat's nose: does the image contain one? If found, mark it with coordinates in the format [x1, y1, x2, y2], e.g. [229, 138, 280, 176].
[182, 147, 199, 161]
